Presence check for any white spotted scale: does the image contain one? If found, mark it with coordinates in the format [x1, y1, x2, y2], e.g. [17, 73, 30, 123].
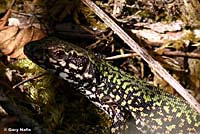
[24, 37, 200, 134]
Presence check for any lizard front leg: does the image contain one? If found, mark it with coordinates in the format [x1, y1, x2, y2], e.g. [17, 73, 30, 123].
[99, 95, 130, 134]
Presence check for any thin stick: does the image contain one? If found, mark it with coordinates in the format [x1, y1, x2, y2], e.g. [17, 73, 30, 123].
[81, 0, 200, 113]
[105, 53, 138, 60]
[161, 51, 200, 59]
[12, 72, 47, 89]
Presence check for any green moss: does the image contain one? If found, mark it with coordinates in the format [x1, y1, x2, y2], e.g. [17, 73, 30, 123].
[7, 59, 110, 133]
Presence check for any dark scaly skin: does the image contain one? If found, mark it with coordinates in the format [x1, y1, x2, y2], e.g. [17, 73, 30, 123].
[24, 37, 200, 134]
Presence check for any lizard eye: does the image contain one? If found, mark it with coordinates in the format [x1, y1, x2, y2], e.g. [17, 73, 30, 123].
[55, 50, 66, 59]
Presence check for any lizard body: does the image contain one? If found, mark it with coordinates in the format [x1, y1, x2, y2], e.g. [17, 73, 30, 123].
[24, 37, 200, 134]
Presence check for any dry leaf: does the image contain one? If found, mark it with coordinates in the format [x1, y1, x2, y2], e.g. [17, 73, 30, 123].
[0, 25, 46, 59]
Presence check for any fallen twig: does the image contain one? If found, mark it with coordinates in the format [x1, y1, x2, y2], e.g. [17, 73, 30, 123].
[12, 72, 47, 89]
[161, 50, 200, 59]
[105, 53, 138, 60]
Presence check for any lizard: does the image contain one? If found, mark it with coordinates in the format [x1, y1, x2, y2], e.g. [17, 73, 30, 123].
[24, 36, 200, 134]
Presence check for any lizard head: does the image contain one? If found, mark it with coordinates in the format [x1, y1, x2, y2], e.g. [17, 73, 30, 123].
[24, 37, 95, 84]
